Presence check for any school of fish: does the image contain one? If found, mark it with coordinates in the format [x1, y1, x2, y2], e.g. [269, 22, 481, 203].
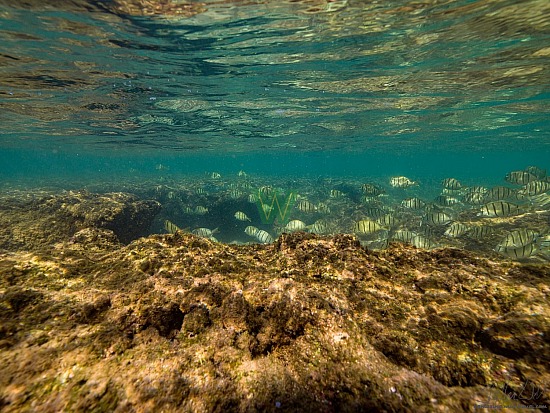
[160, 166, 550, 261]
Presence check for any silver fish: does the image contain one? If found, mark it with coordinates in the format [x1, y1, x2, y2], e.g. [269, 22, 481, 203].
[330, 189, 346, 198]
[410, 235, 435, 249]
[524, 165, 546, 179]
[377, 213, 398, 227]
[464, 192, 487, 205]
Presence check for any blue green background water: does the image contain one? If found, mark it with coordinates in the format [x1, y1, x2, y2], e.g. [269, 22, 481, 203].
[0, 0, 548, 187]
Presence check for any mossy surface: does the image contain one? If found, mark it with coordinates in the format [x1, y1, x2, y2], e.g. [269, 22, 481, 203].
[0, 192, 548, 412]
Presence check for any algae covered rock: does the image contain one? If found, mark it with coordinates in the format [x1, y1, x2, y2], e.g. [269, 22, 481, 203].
[0, 231, 548, 412]
[0, 190, 160, 250]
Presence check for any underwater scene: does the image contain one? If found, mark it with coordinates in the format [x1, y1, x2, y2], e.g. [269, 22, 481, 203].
[0, 0, 549, 412]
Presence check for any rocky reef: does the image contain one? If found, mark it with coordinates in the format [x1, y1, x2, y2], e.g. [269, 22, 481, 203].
[0, 190, 548, 412]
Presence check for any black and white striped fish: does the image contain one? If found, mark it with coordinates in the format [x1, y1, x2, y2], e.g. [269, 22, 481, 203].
[497, 229, 538, 248]
[505, 171, 538, 185]
[423, 212, 452, 226]
[442, 178, 462, 190]
[495, 242, 538, 260]
[519, 181, 550, 196]
[478, 201, 522, 217]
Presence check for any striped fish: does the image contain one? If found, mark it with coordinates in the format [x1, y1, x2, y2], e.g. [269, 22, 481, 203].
[529, 193, 550, 208]
[518, 181, 550, 196]
[391, 230, 417, 243]
[364, 207, 386, 219]
[284, 219, 307, 233]
[317, 202, 331, 214]
[423, 212, 452, 226]
[234, 211, 251, 222]
[468, 225, 492, 239]
[361, 183, 384, 196]
[192, 227, 218, 237]
[353, 219, 386, 234]
[410, 235, 435, 249]
[442, 178, 462, 190]
[505, 171, 538, 185]
[296, 200, 317, 213]
[495, 242, 538, 260]
[390, 176, 417, 188]
[478, 201, 521, 217]
[498, 229, 538, 248]
[255, 229, 274, 244]
[361, 196, 382, 205]
[307, 219, 329, 234]
[466, 186, 488, 194]
[401, 197, 426, 210]
[194, 206, 209, 215]
[245, 226, 259, 237]
[484, 186, 519, 201]
[524, 165, 546, 179]
[229, 189, 244, 199]
[377, 213, 398, 227]
[444, 222, 470, 238]
[464, 192, 487, 205]
[164, 219, 181, 234]
[330, 189, 345, 198]
[435, 195, 461, 206]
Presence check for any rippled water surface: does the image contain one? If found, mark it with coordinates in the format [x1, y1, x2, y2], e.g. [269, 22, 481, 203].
[1, 0, 548, 160]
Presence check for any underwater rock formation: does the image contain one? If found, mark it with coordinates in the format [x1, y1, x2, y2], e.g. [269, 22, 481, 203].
[0, 190, 160, 250]
[0, 191, 548, 412]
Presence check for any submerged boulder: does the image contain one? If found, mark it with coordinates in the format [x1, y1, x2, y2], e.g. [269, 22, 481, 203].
[0, 190, 160, 250]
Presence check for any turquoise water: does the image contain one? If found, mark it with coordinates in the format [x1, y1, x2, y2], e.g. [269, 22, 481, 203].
[0, 1, 549, 257]
[1, 0, 548, 178]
